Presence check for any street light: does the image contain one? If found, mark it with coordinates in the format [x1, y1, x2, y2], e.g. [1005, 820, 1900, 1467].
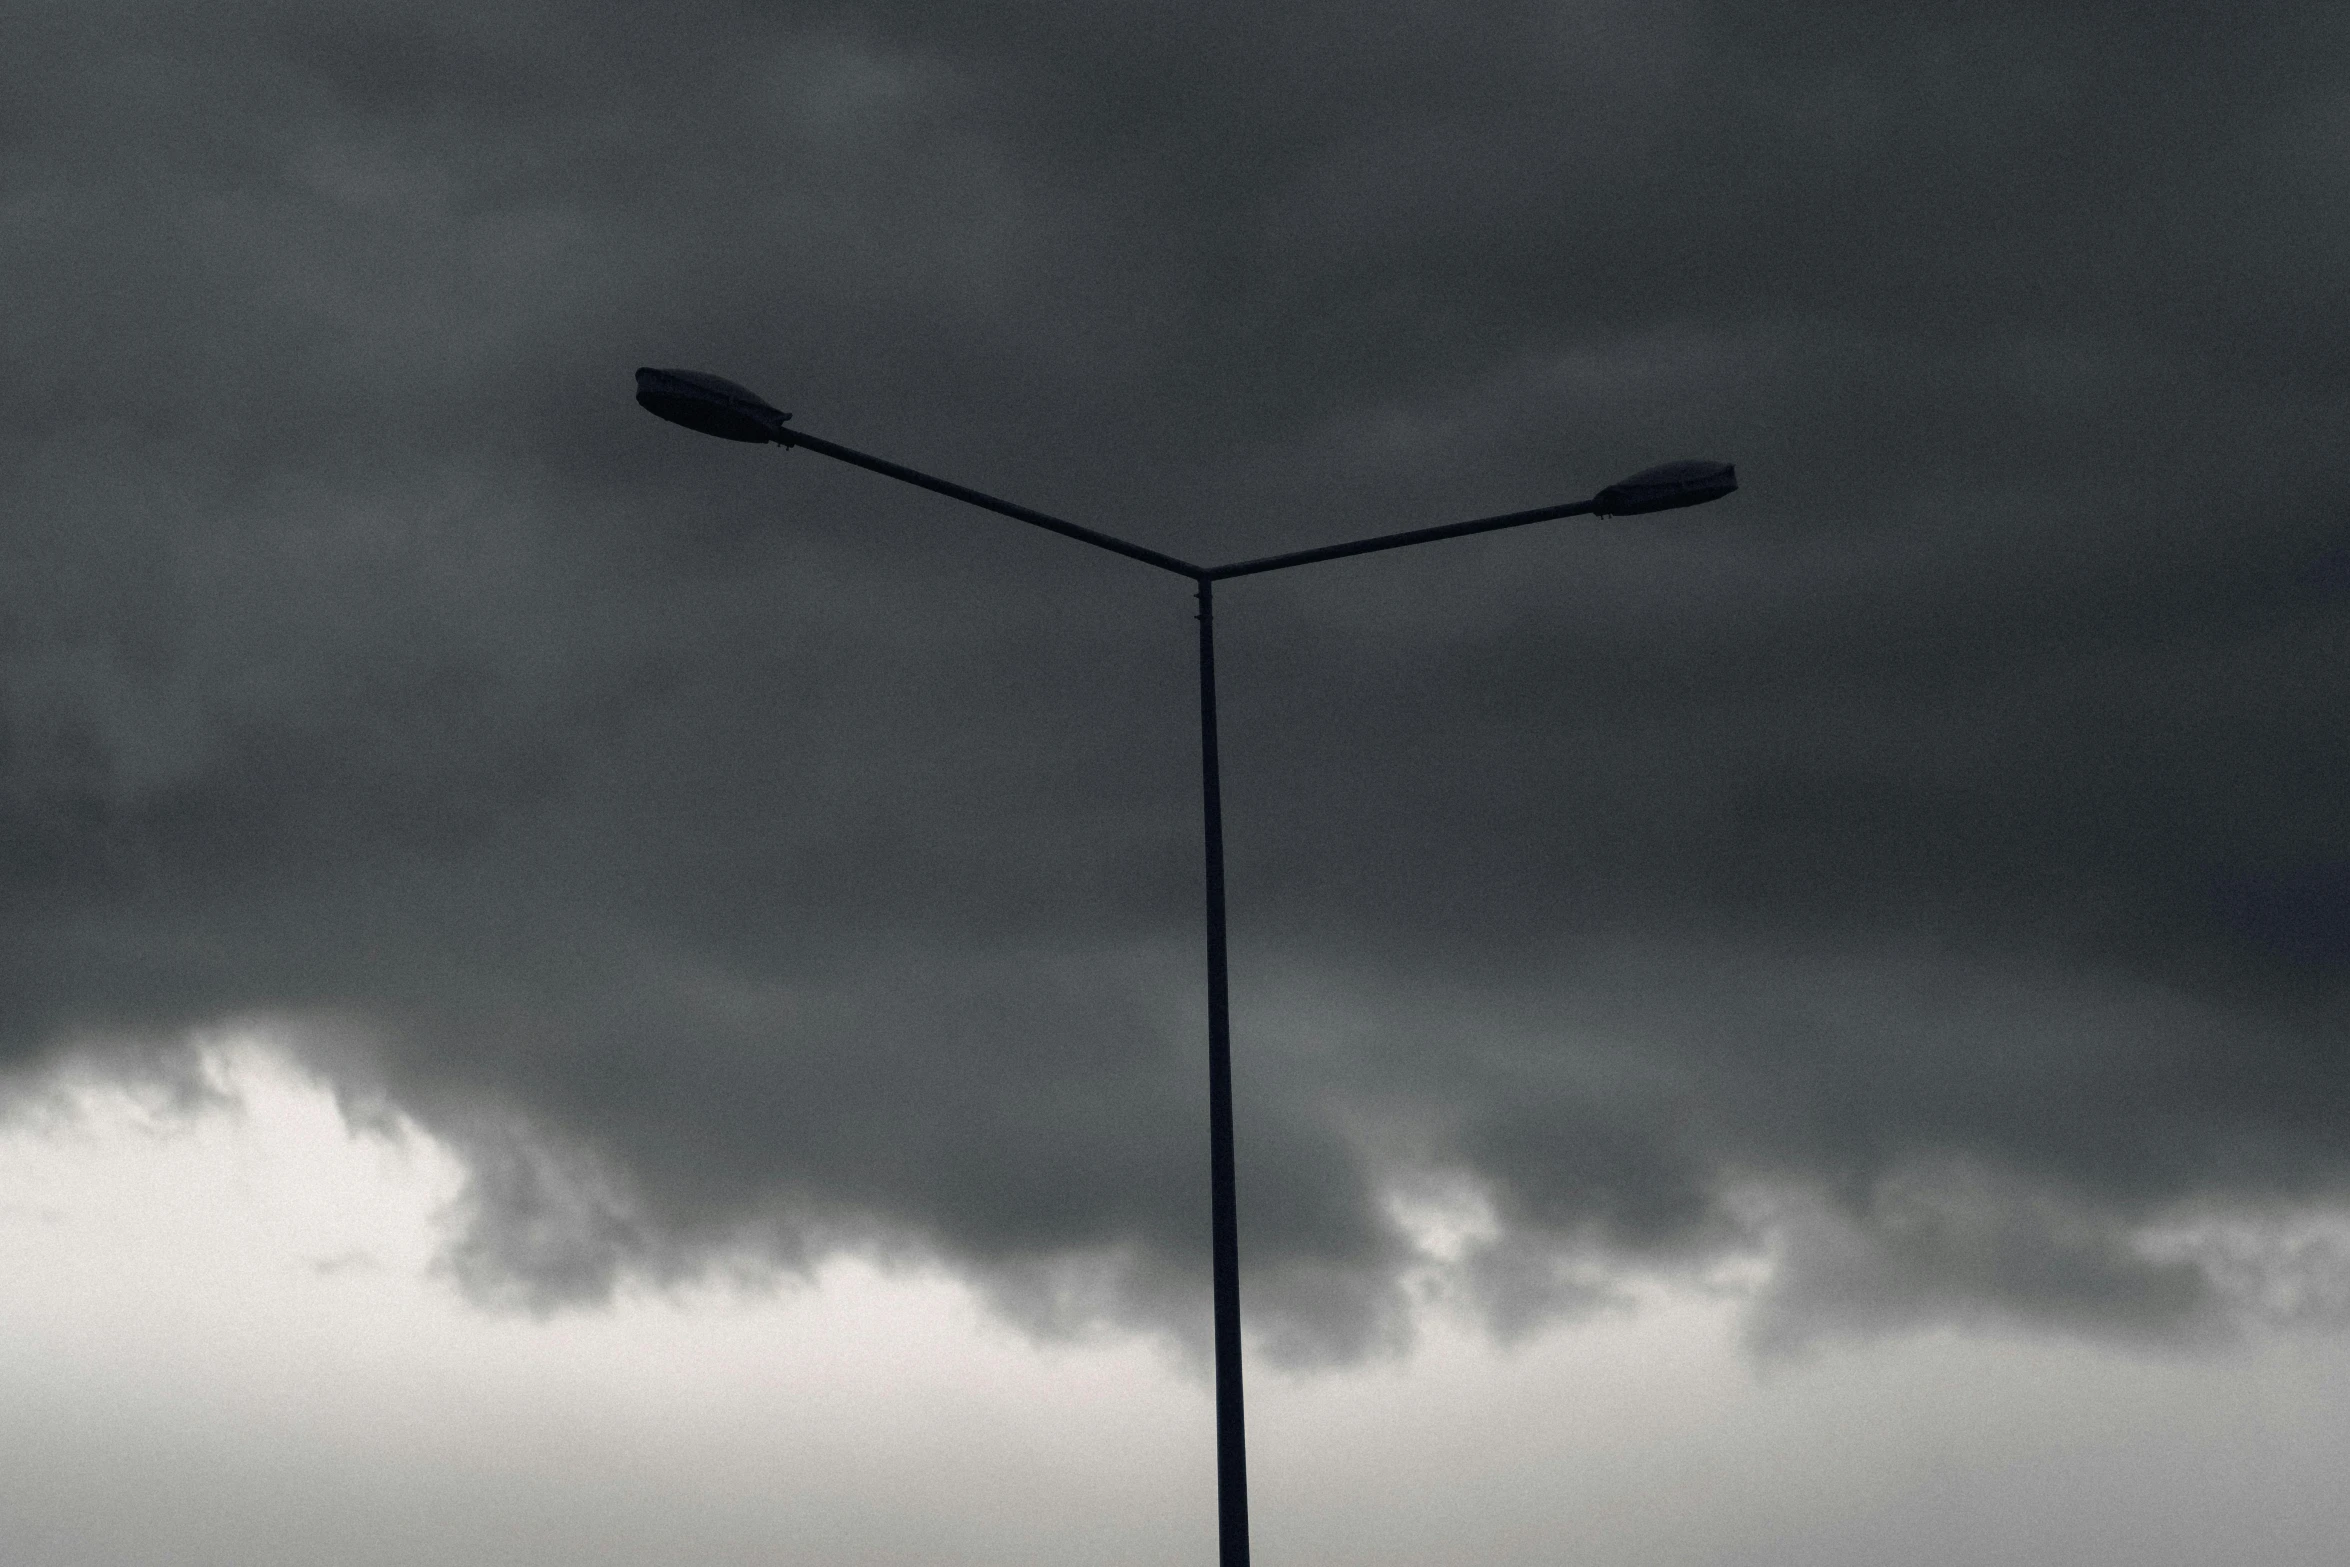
[634, 365, 1736, 1566]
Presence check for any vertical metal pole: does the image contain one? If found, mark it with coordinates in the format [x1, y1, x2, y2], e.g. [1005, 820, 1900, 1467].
[1197, 576, 1250, 1567]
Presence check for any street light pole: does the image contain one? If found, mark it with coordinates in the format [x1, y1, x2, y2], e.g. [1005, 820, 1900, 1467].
[1194, 573, 1249, 1561]
[632, 367, 1736, 1567]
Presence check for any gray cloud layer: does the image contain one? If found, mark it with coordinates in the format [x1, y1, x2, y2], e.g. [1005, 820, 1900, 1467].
[6, 0, 2348, 1358]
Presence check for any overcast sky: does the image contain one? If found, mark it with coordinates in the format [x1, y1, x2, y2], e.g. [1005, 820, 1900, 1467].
[6, 0, 2350, 1561]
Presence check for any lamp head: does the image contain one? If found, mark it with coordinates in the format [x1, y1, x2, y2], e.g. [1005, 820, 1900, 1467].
[634, 368, 792, 443]
[1592, 460, 1737, 517]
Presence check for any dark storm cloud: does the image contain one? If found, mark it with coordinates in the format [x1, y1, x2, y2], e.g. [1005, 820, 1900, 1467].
[6, 0, 2348, 1356]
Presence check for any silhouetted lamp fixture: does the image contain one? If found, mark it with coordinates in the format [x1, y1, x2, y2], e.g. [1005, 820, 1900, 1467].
[631, 363, 1735, 1567]
[1592, 458, 1739, 516]
[635, 368, 793, 443]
